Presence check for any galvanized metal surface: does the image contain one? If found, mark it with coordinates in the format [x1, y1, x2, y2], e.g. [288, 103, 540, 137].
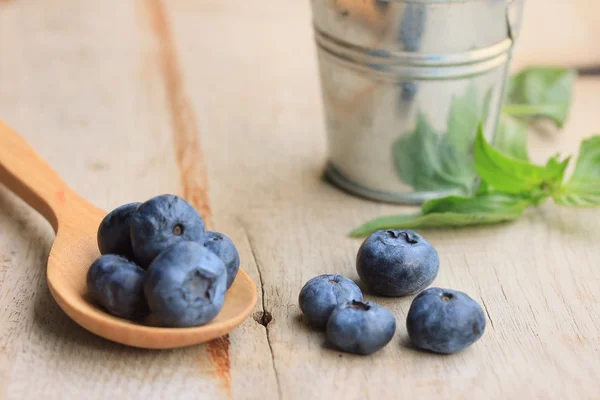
[313, 0, 525, 203]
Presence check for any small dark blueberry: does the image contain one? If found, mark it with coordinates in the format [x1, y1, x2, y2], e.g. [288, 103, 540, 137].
[86, 254, 148, 319]
[298, 274, 363, 329]
[326, 300, 396, 355]
[356, 229, 439, 296]
[130, 194, 206, 267]
[97, 202, 140, 260]
[201, 231, 240, 289]
[406, 287, 486, 354]
[144, 241, 227, 327]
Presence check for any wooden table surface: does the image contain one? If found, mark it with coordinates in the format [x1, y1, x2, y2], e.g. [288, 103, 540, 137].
[1, 1, 599, 399]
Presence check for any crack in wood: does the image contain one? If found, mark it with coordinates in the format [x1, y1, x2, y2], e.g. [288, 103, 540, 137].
[242, 224, 283, 400]
[480, 296, 496, 331]
[254, 310, 273, 327]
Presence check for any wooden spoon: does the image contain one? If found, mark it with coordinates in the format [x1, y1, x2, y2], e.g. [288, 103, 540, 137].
[0, 120, 258, 349]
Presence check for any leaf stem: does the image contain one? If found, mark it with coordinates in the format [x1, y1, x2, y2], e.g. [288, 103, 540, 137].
[502, 104, 560, 118]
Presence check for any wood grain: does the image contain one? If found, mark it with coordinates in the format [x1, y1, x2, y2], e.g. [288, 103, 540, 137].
[1, 0, 599, 399]
[0, 0, 268, 398]
[145, 0, 212, 225]
[143, 0, 230, 391]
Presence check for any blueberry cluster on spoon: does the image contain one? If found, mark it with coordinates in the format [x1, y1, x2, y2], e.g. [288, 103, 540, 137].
[87, 194, 240, 327]
[299, 229, 486, 356]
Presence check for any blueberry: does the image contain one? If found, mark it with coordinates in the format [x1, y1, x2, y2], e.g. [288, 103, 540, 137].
[298, 274, 363, 329]
[326, 300, 396, 355]
[130, 194, 206, 267]
[356, 229, 439, 296]
[144, 241, 227, 327]
[201, 231, 240, 289]
[406, 287, 486, 354]
[97, 202, 140, 260]
[86, 254, 148, 319]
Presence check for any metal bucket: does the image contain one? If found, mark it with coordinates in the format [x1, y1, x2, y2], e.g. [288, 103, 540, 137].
[312, 0, 525, 204]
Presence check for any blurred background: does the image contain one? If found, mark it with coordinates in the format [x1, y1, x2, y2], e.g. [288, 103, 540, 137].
[512, 0, 599, 71]
[0, 0, 598, 201]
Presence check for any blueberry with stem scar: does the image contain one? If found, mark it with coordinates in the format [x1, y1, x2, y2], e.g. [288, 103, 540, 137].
[327, 300, 396, 355]
[356, 229, 439, 296]
[144, 241, 227, 327]
[298, 274, 363, 329]
[130, 194, 206, 267]
[407, 287, 486, 354]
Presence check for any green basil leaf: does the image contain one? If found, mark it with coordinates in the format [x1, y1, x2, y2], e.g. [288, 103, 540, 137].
[475, 181, 491, 195]
[446, 84, 479, 155]
[393, 114, 475, 193]
[554, 180, 600, 206]
[393, 115, 448, 191]
[421, 193, 531, 215]
[349, 212, 522, 237]
[504, 67, 576, 127]
[544, 154, 571, 182]
[438, 138, 477, 193]
[473, 126, 565, 193]
[562, 136, 600, 180]
[494, 116, 529, 161]
[554, 136, 600, 206]
[349, 192, 531, 236]
[481, 87, 494, 126]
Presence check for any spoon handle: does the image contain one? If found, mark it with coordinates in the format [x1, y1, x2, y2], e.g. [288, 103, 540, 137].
[0, 120, 71, 232]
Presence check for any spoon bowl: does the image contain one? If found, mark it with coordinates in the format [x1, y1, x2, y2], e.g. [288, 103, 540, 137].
[0, 121, 257, 349]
